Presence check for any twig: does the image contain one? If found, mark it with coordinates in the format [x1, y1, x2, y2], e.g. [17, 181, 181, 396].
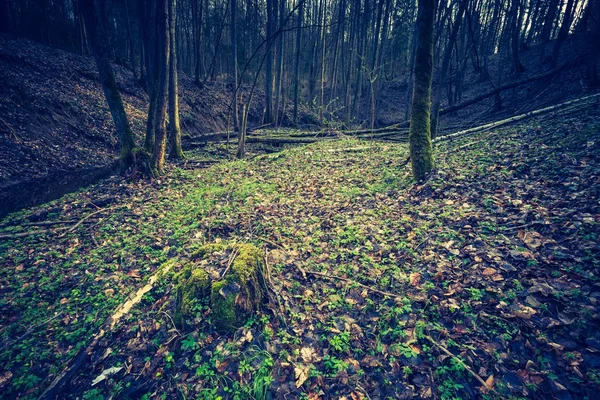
[257, 236, 287, 250]
[221, 247, 240, 279]
[160, 311, 181, 336]
[20, 220, 78, 227]
[304, 270, 399, 299]
[502, 220, 545, 232]
[0, 227, 71, 240]
[424, 335, 498, 395]
[2, 313, 62, 350]
[59, 206, 114, 238]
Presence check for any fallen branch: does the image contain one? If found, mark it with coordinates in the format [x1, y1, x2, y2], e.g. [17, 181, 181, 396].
[38, 260, 176, 399]
[305, 270, 400, 299]
[58, 207, 113, 238]
[434, 93, 600, 143]
[20, 220, 78, 227]
[424, 335, 497, 395]
[439, 57, 584, 116]
[0, 227, 71, 240]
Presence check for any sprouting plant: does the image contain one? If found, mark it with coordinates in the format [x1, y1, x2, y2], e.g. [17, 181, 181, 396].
[466, 287, 483, 301]
[323, 355, 348, 375]
[329, 331, 350, 353]
[181, 336, 199, 351]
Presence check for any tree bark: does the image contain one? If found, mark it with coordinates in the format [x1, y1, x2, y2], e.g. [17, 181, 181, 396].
[293, 0, 303, 125]
[550, 0, 576, 67]
[431, 0, 466, 138]
[151, 0, 170, 173]
[169, 0, 184, 159]
[409, 0, 435, 181]
[231, 0, 239, 132]
[80, 0, 137, 168]
[265, 0, 275, 122]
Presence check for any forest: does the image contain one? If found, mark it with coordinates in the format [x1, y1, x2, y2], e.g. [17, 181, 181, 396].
[0, 0, 599, 398]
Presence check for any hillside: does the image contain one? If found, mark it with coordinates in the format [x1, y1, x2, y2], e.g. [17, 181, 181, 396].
[0, 34, 315, 216]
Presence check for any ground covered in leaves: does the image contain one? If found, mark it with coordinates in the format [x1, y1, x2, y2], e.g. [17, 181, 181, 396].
[1, 105, 599, 399]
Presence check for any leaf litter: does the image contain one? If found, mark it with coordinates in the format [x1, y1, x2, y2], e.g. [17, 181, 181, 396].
[0, 107, 599, 399]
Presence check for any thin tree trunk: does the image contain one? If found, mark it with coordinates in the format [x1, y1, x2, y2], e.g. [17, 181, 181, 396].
[231, 0, 239, 132]
[431, 0, 466, 138]
[169, 0, 184, 159]
[511, 0, 525, 72]
[550, 0, 576, 67]
[293, 0, 303, 125]
[151, 0, 170, 173]
[80, 0, 137, 168]
[409, 0, 435, 181]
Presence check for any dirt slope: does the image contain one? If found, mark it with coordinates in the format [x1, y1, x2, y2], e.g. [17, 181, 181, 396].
[377, 33, 600, 129]
[0, 34, 277, 187]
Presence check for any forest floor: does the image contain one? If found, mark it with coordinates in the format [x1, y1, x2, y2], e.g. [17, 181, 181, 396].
[1, 104, 600, 400]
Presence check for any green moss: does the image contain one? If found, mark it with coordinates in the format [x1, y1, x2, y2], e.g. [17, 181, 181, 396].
[174, 263, 210, 327]
[211, 243, 266, 332]
[210, 280, 239, 331]
[173, 243, 266, 332]
[190, 243, 227, 259]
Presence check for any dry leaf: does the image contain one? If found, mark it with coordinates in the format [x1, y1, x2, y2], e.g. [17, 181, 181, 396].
[294, 364, 311, 388]
[409, 272, 421, 287]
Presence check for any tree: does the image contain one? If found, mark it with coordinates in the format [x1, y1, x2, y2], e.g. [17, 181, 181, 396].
[80, 0, 137, 169]
[408, 0, 435, 181]
[151, 0, 170, 173]
[231, 0, 239, 133]
[588, 0, 600, 86]
[431, 0, 466, 138]
[169, 0, 184, 159]
[550, 0, 576, 67]
[293, 0, 303, 125]
[265, 0, 276, 122]
[510, 0, 525, 73]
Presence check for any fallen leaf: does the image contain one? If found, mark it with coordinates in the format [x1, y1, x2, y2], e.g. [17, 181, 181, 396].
[294, 364, 311, 388]
[92, 366, 123, 386]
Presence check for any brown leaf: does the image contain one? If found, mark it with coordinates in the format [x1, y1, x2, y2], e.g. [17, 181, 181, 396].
[409, 272, 421, 287]
[295, 364, 311, 388]
[0, 370, 13, 388]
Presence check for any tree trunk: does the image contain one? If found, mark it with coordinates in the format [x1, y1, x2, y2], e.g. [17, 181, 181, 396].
[231, 0, 239, 133]
[511, 0, 525, 72]
[431, 0, 466, 138]
[409, 0, 435, 181]
[293, 0, 303, 125]
[80, 0, 137, 168]
[274, 0, 285, 126]
[151, 0, 170, 173]
[169, 0, 184, 159]
[550, 0, 576, 67]
[588, 0, 600, 86]
[143, 0, 158, 151]
[265, 0, 275, 123]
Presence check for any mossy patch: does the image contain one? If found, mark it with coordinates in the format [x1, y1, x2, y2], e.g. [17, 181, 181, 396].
[174, 262, 211, 327]
[174, 243, 267, 332]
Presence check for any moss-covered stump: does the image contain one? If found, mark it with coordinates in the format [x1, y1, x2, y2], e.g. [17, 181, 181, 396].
[174, 243, 268, 332]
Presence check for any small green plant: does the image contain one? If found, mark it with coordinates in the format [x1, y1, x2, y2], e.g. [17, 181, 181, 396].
[329, 331, 350, 353]
[323, 355, 348, 375]
[181, 336, 199, 351]
[466, 287, 483, 301]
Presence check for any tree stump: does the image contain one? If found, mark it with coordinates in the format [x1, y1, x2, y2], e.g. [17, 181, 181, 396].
[174, 243, 268, 332]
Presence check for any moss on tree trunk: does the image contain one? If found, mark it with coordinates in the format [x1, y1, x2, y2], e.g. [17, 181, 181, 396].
[408, 0, 435, 181]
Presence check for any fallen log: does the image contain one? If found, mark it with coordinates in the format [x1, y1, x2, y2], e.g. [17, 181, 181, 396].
[188, 135, 331, 147]
[439, 57, 582, 116]
[434, 92, 600, 143]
